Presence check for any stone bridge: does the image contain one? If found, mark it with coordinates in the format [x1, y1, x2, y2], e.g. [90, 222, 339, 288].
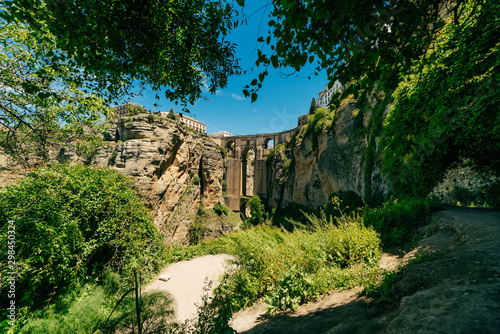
[218, 128, 299, 211]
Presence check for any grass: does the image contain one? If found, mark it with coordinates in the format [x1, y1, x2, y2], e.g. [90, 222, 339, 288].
[166, 211, 382, 314]
[164, 195, 441, 317]
[10, 192, 441, 333]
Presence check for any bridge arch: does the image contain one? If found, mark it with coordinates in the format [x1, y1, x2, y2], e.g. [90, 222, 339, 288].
[220, 128, 300, 211]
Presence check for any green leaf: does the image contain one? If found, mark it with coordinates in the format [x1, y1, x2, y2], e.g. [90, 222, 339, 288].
[251, 92, 258, 102]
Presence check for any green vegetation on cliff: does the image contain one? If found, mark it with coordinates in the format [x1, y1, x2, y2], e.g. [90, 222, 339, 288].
[381, 0, 500, 198]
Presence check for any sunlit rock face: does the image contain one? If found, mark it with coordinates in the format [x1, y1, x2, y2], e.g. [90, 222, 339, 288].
[95, 115, 226, 244]
[266, 101, 389, 209]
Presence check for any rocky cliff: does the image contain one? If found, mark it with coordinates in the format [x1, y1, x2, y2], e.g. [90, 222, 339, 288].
[0, 114, 234, 244]
[95, 114, 233, 244]
[266, 100, 389, 209]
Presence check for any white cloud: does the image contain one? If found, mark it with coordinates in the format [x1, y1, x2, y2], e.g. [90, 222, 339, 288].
[253, 109, 258, 113]
[231, 93, 246, 101]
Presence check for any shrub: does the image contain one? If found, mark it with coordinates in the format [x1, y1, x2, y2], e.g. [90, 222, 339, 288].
[362, 197, 441, 249]
[146, 114, 155, 123]
[0, 164, 165, 312]
[212, 215, 380, 313]
[265, 270, 312, 315]
[214, 203, 229, 216]
[246, 195, 266, 225]
[299, 107, 335, 149]
[193, 176, 201, 185]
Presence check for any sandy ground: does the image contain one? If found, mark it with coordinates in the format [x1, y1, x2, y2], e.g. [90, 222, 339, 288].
[143, 254, 235, 323]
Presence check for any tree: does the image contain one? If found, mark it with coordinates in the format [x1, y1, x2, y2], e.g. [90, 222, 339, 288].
[167, 107, 176, 120]
[0, 20, 108, 163]
[0, 164, 165, 311]
[127, 103, 145, 115]
[247, 194, 266, 225]
[4, 0, 242, 106]
[309, 97, 317, 114]
[245, 0, 483, 104]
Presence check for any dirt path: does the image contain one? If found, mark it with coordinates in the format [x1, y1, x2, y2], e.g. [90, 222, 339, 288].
[143, 254, 235, 323]
[231, 206, 500, 333]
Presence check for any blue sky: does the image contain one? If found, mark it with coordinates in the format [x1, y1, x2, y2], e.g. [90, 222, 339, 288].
[118, 2, 328, 135]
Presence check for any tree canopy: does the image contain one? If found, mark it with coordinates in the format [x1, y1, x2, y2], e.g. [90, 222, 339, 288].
[2, 0, 241, 105]
[0, 20, 107, 162]
[245, 0, 484, 103]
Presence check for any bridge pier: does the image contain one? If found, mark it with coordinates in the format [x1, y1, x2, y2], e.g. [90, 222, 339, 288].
[221, 128, 299, 211]
[225, 148, 242, 211]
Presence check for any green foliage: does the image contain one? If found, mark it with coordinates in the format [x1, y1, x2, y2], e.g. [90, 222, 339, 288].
[245, 0, 472, 106]
[266, 142, 286, 162]
[363, 197, 441, 249]
[101, 290, 176, 334]
[193, 176, 201, 185]
[146, 114, 155, 123]
[167, 109, 177, 120]
[185, 280, 236, 334]
[265, 270, 312, 315]
[212, 215, 380, 313]
[214, 203, 229, 216]
[127, 103, 144, 115]
[299, 107, 335, 149]
[246, 195, 266, 226]
[381, 1, 500, 198]
[16, 286, 111, 334]
[189, 210, 210, 245]
[0, 164, 165, 312]
[0, 21, 108, 161]
[322, 190, 365, 220]
[309, 97, 317, 114]
[4, 0, 242, 106]
[218, 145, 228, 159]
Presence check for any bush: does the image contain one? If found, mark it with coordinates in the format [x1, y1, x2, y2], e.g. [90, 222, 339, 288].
[299, 107, 335, 149]
[214, 203, 229, 216]
[362, 197, 441, 249]
[193, 176, 201, 185]
[246, 195, 266, 225]
[0, 164, 165, 312]
[265, 270, 312, 315]
[212, 215, 380, 313]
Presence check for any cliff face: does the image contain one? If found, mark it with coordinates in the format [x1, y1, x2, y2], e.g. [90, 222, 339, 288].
[0, 114, 230, 244]
[94, 115, 227, 244]
[266, 101, 389, 209]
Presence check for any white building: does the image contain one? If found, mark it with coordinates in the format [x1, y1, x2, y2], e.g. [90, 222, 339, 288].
[317, 81, 343, 109]
[180, 114, 206, 133]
